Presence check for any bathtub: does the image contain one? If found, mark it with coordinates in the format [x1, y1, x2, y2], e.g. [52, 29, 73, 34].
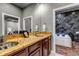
[55, 34, 72, 48]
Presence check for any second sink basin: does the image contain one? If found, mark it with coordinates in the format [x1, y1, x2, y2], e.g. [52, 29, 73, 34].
[34, 33, 44, 37]
[0, 42, 18, 50]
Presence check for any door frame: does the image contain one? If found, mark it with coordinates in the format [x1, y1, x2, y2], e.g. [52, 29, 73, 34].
[2, 13, 20, 35]
[53, 4, 79, 54]
[23, 16, 33, 32]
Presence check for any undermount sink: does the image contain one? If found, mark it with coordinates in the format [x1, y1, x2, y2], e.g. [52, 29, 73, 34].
[34, 33, 44, 37]
[0, 42, 18, 50]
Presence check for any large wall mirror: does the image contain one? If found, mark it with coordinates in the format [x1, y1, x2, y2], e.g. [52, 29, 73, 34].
[23, 16, 33, 32]
[2, 13, 20, 35]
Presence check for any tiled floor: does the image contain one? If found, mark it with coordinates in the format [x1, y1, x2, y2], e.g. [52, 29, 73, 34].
[49, 50, 63, 56]
[49, 51, 55, 56]
[56, 41, 79, 56]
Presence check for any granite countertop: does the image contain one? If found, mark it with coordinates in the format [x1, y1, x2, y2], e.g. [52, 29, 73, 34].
[0, 32, 52, 56]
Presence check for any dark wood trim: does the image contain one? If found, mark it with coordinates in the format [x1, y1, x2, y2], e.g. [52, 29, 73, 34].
[28, 47, 40, 55]
[29, 48, 41, 56]
[12, 47, 28, 56]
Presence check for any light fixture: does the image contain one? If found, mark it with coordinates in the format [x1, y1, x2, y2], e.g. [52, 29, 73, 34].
[7, 27, 12, 34]
[38, 4, 45, 12]
[72, 12, 75, 15]
[36, 4, 47, 15]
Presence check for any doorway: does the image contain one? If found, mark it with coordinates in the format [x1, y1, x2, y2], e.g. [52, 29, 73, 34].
[23, 16, 33, 32]
[53, 4, 79, 56]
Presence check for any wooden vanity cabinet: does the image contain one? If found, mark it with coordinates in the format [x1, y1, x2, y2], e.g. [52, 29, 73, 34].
[11, 36, 51, 56]
[48, 36, 51, 54]
[29, 48, 41, 56]
[42, 38, 49, 56]
[28, 41, 42, 56]
[42, 36, 51, 56]
[12, 41, 42, 56]
[12, 48, 28, 56]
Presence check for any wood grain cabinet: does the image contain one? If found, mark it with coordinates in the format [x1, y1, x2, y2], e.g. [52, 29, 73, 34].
[48, 37, 51, 54]
[28, 41, 42, 56]
[42, 36, 51, 56]
[29, 48, 41, 56]
[11, 36, 51, 56]
[12, 48, 28, 56]
[42, 38, 49, 56]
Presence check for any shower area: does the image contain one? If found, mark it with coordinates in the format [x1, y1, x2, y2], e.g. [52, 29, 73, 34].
[55, 4, 79, 56]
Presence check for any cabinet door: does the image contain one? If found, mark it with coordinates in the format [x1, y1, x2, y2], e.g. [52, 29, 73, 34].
[29, 48, 41, 56]
[28, 42, 40, 54]
[42, 38, 49, 56]
[13, 48, 28, 56]
[48, 37, 51, 54]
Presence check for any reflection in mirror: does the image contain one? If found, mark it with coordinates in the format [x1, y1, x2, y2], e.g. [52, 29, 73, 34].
[3, 13, 20, 35]
[42, 23, 47, 32]
[5, 17, 18, 35]
[35, 24, 39, 32]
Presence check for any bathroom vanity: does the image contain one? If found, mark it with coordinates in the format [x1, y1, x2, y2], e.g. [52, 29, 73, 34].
[0, 32, 52, 56]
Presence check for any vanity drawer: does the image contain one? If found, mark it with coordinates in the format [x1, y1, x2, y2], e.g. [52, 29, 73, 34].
[29, 48, 41, 56]
[12, 48, 28, 56]
[28, 41, 40, 54]
[43, 38, 49, 43]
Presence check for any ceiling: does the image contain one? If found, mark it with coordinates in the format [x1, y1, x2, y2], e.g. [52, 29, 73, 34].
[12, 3, 32, 9]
